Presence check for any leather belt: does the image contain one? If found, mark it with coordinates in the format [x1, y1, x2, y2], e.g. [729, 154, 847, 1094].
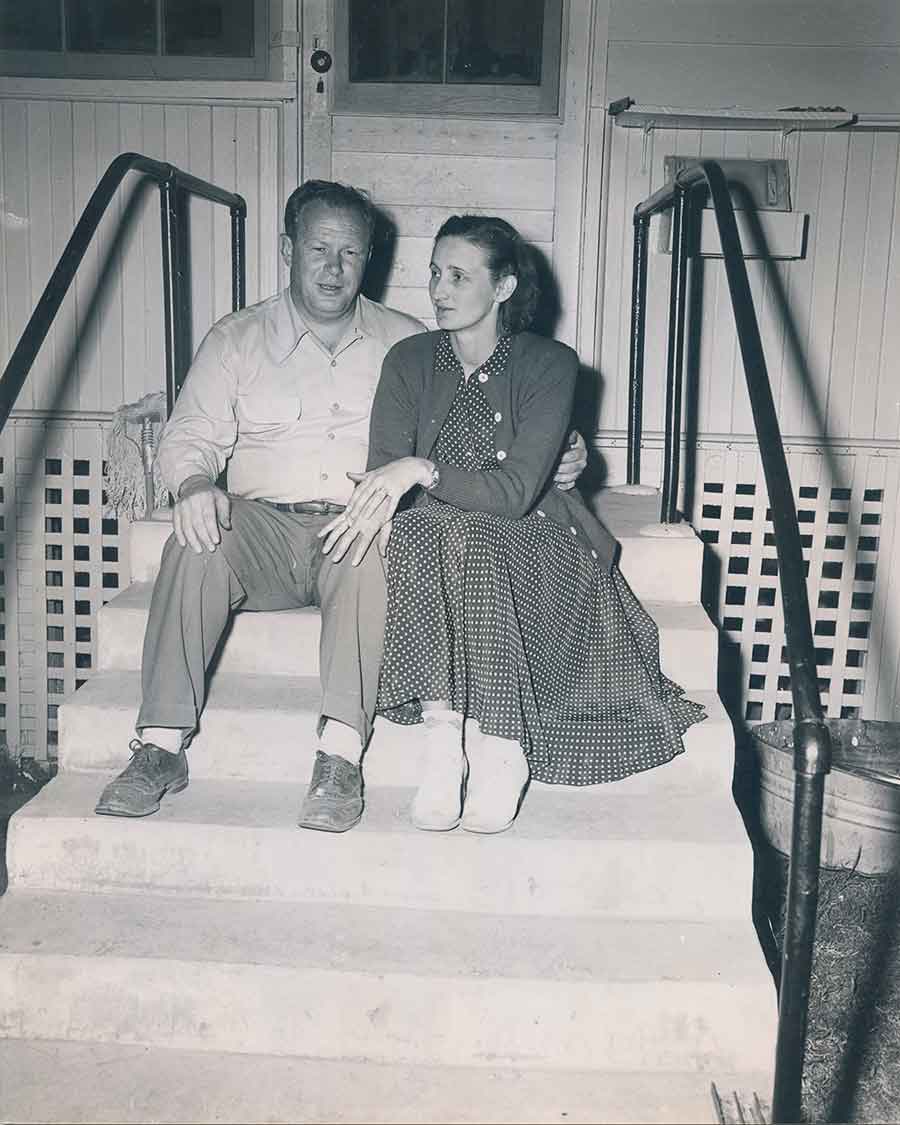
[262, 499, 346, 515]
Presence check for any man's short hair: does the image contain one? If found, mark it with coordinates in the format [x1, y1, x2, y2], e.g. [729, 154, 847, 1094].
[283, 180, 376, 248]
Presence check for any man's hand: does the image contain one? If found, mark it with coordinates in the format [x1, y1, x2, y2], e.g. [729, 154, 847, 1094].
[554, 430, 588, 491]
[173, 476, 232, 554]
[319, 458, 431, 566]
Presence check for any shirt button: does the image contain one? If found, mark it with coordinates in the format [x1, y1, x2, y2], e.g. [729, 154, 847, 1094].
[496, 449, 507, 461]
[494, 412, 502, 422]
[330, 360, 337, 368]
[321, 472, 328, 480]
[478, 372, 488, 383]
[331, 402, 341, 412]
[327, 432, 335, 440]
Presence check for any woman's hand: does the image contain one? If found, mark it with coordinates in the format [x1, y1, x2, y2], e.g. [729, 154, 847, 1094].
[318, 457, 433, 565]
[553, 430, 588, 491]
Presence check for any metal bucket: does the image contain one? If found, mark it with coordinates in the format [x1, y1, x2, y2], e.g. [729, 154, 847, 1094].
[752, 718, 900, 875]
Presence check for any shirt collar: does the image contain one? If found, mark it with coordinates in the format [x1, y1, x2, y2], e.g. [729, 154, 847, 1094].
[269, 288, 365, 363]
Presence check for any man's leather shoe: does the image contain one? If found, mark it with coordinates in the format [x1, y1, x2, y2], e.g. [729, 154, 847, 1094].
[95, 739, 189, 817]
[298, 750, 363, 832]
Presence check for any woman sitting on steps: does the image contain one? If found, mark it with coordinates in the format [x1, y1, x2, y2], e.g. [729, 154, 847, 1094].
[320, 214, 706, 834]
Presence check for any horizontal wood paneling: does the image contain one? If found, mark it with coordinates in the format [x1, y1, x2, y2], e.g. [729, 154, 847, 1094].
[609, 0, 900, 47]
[333, 115, 559, 331]
[332, 116, 559, 159]
[603, 43, 900, 114]
[0, 95, 287, 415]
[598, 124, 900, 443]
[373, 204, 555, 244]
[333, 151, 556, 211]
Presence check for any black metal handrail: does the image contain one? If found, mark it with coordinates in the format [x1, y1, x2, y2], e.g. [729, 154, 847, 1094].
[0, 151, 247, 430]
[625, 158, 832, 1123]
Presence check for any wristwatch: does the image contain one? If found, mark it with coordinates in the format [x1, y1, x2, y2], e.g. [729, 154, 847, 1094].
[425, 463, 441, 491]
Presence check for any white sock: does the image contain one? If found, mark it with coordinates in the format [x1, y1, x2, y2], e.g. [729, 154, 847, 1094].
[139, 727, 184, 754]
[319, 718, 362, 763]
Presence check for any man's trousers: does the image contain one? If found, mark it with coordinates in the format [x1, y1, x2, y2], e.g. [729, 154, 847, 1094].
[136, 497, 387, 747]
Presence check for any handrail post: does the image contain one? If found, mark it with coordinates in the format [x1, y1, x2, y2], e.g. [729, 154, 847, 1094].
[231, 205, 246, 313]
[159, 177, 193, 416]
[660, 182, 692, 524]
[772, 734, 828, 1124]
[627, 215, 650, 485]
[630, 157, 833, 1121]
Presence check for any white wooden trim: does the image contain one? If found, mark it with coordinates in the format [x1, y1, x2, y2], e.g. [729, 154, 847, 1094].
[611, 104, 854, 133]
[853, 114, 900, 131]
[552, 0, 599, 349]
[575, 0, 611, 369]
[299, 0, 333, 182]
[0, 78, 296, 106]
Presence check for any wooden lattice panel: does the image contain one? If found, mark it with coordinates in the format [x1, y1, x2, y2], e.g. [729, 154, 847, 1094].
[0, 416, 129, 761]
[692, 442, 899, 724]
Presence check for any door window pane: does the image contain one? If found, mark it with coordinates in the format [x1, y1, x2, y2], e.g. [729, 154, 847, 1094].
[1, 0, 62, 50]
[66, 0, 156, 53]
[447, 0, 543, 85]
[165, 0, 254, 57]
[349, 0, 444, 83]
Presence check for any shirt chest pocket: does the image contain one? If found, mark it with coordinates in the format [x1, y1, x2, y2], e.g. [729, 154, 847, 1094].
[236, 387, 303, 432]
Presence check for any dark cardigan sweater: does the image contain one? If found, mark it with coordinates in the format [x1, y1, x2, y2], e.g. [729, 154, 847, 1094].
[367, 330, 619, 571]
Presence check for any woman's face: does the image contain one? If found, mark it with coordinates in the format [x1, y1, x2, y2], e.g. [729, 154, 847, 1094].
[428, 236, 515, 334]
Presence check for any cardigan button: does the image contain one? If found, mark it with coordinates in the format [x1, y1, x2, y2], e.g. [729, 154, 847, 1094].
[496, 450, 507, 461]
[536, 509, 546, 518]
[478, 372, 488, 383]
[591, 549, 598, 559]
[569, 525, 577, 535]
[494, 411, 502, 422]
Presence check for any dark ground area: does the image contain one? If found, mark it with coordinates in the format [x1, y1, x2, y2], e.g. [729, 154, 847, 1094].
[0, 755, 55, 895]
[758, 844, 900, 1124]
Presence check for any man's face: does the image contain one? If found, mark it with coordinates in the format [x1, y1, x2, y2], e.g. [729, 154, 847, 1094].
[280, 201, 371, 325]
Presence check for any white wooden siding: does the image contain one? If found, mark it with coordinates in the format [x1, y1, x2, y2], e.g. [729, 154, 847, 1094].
[0, 90, 291, 415]
[332, 115, 559, 328]
[597, 124, 900, 443]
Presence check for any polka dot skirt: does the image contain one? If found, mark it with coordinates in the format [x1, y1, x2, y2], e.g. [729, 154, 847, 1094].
[377, 332, 706, 786]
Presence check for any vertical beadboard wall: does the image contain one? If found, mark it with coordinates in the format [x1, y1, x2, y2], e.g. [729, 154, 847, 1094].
[331, 116, 560, 328]
[0, 90, 291, 415]
[597, 124, 900, 444]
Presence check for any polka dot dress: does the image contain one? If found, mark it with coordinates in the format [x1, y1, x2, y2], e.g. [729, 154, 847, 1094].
[377, 332, 706, 786]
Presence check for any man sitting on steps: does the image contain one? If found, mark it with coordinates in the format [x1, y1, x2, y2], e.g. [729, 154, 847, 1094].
[94, 179, 586, 832]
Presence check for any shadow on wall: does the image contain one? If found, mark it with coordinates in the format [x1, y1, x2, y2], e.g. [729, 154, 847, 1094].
[362, 206, 398, 304]
[686, 180, 900, 1116]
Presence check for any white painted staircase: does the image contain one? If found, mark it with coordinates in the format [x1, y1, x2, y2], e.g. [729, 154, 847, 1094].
[0, 491, 777, 1124]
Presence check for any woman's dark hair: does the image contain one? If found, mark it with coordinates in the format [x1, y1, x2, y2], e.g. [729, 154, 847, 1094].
[284, 180, 376, 248]
[434, 214, 540, 334]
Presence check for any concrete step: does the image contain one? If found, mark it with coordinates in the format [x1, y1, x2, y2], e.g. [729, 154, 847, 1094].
[591, 488, 704, 604]
[8, 770, 756, 921]
[59, 668, 733, 790]
[128, 489, 706, 609]
[96, 583, 322, 677]
[0, 890, 777, 1076]
[0, 1038, 771, 1123]
[95, 581, 719, 689]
